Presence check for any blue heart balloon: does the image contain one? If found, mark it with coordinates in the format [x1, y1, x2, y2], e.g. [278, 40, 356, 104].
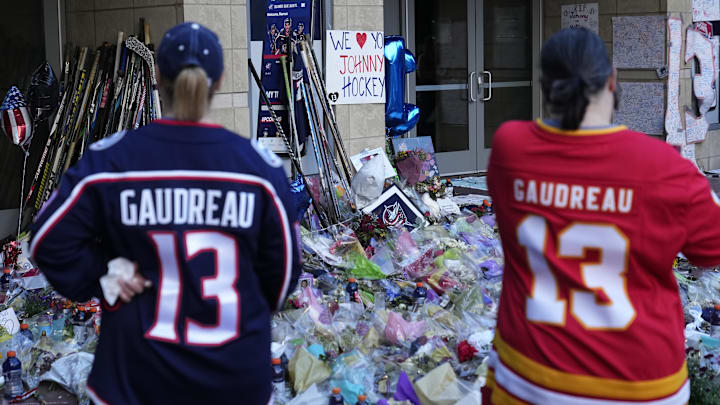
[384, 36, 420, 137]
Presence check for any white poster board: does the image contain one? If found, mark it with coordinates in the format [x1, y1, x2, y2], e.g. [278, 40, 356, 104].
[325, 30, 385, 105]
[693, 0, 720, 22]
[561, 3, 599, 34]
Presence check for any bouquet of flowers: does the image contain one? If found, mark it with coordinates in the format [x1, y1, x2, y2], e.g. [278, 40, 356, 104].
[351, 214, 390, 249]
[394, 149, 430, 186]
[415, 177, 451, 200]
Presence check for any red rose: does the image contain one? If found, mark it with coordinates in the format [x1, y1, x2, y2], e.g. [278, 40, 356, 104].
[457, 340, 478, 363]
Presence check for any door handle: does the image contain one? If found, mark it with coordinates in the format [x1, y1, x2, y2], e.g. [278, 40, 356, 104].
[482, 70, 492, 101]
[469, 72, 477, 102]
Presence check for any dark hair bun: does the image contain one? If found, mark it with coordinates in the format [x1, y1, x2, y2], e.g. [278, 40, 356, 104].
[540, 28, 611, 130]
[549, 76, 582, 105]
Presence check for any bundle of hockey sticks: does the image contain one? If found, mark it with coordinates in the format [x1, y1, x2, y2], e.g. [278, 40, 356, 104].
[24, 31, 161, 220]
[250, 38, 359, 227]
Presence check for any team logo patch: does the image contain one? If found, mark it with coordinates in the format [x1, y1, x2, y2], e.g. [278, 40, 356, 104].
[382, 201, 408, 227]
[89, 130, 127, 151]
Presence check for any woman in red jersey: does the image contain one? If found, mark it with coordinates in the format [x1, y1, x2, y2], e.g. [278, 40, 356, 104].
[484, 28, 720, 404]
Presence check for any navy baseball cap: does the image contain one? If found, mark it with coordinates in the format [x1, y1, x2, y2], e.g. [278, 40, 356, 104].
[157, 22, 224, 84]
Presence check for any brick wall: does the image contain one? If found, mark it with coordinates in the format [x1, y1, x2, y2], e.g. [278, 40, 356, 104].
[183, 0, 250, 136]
[65, 0, 183, 49]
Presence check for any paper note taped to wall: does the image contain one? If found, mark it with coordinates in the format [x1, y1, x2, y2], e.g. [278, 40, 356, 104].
[693, 0, 720, 22]
[561, 3, 599, 34]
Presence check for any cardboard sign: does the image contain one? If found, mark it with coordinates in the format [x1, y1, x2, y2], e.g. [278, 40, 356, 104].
[561, 3, 599, 34]
[325, 30, 385, 104]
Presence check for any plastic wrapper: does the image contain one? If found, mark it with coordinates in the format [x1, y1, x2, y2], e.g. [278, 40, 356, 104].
[352, 155, 387, 209]
[286, 384, 327, 405]
[350, 252, 387, 280]
[38, 352, 94, 405]
[330, 350, 379, 404]
[412, 362, 469, 405]
[394, 371, 421, 405]
[385, 311, 426, 346]
[371, 245, 397, 276]
[684, 270, 720, 307]
[289, 347, 331, 394]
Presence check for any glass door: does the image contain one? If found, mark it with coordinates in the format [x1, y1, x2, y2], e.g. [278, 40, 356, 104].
[414, 0, 479, 174]
[410, 0, 537, 174]
[479, 0, 535, 169]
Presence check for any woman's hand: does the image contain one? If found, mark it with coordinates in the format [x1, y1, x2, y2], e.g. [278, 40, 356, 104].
[117, 264, 153, 303]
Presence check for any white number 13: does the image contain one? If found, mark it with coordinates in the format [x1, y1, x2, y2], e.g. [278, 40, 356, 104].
[517, 215, 635, 330]
[146, 231, 240, 346]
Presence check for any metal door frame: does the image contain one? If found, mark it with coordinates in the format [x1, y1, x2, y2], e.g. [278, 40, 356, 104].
[404, 0, 542, 175]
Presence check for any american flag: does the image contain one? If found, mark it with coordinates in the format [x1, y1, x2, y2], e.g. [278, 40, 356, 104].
[1, 86, 32, 148]
[1, 86, 27, 109]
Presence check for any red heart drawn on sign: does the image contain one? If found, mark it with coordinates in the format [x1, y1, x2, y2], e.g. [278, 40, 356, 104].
[356, 32, 367, 48]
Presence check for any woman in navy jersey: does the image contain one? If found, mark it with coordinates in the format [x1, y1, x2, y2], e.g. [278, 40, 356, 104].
[31, 22, 300, 404]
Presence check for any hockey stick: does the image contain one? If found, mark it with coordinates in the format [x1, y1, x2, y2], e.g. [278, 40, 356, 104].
[249, 59, 327, 227]
[300, 81, 339, 223]
[301, 68, 355, 214]
[302, 41, 354, 180]
[23, 80, 70, 206]
[281, 55, 302, 173]
[126, 36, 162, 119]
[299, 45, 355, 205]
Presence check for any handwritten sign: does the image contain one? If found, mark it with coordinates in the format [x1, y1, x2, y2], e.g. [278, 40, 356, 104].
[325, 30, 385, 104]
[0, 308, 20, 335]
[693, 0, 720, 22]
[561, 3, 599, 34]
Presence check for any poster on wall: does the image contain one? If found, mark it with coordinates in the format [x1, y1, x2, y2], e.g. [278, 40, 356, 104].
[614, 82, 665, 135]
[561, 3, 599, 34]
[612, 16, 666, 69]
[325, 30, 385, 105]
[693, 0, 720, 22]
[255, 0, 312, 153]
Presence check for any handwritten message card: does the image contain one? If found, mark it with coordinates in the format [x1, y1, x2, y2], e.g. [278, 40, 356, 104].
[561, 3, 599, 33]
[326, 30, 385, 104]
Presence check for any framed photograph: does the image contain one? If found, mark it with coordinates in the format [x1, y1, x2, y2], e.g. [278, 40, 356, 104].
[350, 147, 397, 179]
[362, 184, 427, 230]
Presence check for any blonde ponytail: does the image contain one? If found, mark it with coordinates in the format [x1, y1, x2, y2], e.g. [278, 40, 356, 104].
[160, 67, 215, 122]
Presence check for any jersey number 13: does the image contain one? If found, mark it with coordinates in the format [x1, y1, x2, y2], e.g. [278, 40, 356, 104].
[146, 231, 240, 346]
[517, 215, 635, 330]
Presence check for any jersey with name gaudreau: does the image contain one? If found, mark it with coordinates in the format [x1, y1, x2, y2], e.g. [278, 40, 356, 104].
[29, 120, 301, 405]
[487, 120, 720, 401]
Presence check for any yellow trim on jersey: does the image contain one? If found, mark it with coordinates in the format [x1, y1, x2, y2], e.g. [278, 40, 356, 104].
[487, 370, 528, 405]
[535, 118, 628, 136]
[494, 332, 688, 401]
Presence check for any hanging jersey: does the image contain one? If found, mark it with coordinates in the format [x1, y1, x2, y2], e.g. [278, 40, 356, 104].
[30, 120, 301, 405]
[486, 120, 720, 404]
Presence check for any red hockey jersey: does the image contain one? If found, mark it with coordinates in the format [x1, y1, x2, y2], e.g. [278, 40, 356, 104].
[486, 120, 720, 404]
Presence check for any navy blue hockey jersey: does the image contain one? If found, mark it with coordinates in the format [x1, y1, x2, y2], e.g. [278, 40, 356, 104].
[30, 120, 301, 405]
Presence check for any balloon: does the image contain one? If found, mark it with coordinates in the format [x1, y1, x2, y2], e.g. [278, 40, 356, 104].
[27, 62, 60, 122]
[384, 36, 420, 137]
[1, 86, 33, 149]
